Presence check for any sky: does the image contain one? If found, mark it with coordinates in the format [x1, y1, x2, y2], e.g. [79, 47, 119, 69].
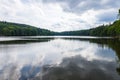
[0, 0, 120, 32]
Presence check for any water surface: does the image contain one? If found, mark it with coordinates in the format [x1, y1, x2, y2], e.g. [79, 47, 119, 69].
[0, 36, 120, 80]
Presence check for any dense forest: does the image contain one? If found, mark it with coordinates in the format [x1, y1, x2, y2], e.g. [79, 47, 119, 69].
[0, 21, 54, 36]
[59, 20, 120, 37]
[0, 17, 120, 37]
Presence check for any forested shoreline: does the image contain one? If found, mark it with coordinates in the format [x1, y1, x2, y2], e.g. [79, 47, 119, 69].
[0, 20, 120, 37]
[59, 20, 120, 37]
[0, 21, 54, 36]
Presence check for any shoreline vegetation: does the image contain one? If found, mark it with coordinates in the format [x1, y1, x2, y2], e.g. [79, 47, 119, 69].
[0, 20, 120, 38]
[58, 20, 120, 37]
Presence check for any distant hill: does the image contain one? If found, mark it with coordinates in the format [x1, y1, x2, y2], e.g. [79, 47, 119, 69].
[0, 21, 54, 36]
[59, 20, 120, 37]
[0, 20, 120, 37]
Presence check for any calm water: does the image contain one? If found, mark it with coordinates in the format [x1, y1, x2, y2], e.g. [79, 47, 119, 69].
[0, 36, 120, 80]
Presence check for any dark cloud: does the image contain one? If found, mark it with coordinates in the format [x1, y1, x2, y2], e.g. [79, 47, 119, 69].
[42, 0, 120, 14]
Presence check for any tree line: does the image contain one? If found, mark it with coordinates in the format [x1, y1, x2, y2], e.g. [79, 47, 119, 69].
[0, 21, 54, 36]
[0, 20, 120, 37]
[59, 20, 120, 37]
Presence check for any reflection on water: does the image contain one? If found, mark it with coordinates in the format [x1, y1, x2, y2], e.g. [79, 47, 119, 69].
[0, 36, 120, 80]
[42, 55, 118, 80]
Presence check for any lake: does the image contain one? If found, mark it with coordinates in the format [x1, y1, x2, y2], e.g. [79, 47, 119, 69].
[0, 36, 120, 80]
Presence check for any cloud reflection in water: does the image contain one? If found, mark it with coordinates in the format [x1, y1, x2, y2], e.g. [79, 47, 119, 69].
[0, 38, 119, 80]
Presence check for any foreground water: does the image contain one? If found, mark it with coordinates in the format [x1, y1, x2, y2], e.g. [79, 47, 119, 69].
[0, 36, 120, 80]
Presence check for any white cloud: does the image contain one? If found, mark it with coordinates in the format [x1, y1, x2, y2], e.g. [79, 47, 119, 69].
[0, 0, 120, 31]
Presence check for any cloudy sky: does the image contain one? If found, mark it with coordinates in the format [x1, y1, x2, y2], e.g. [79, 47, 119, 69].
[0, 0, 120, 32]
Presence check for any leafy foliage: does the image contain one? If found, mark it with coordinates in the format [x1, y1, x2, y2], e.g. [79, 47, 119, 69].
[60, 20, 120, 37]
[0, 21, 54, 36]
[0, 19, 120, 36]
